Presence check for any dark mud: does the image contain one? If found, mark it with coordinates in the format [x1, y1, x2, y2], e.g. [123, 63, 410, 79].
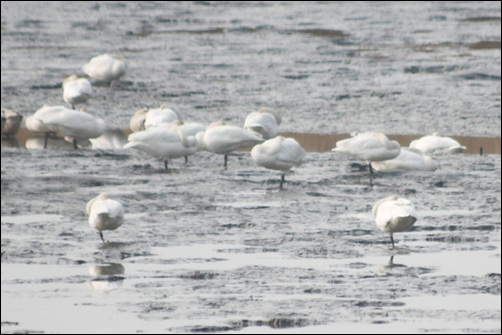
[1, 1, 501, 334]
[1, 144, 501, 333]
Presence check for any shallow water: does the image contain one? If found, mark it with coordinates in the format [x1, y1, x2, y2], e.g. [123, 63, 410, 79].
[1, 2, 501, 334]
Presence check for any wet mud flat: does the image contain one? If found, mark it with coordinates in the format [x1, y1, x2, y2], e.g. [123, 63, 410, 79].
[1, 1, 501, 333]
[1, 144, 501, 334]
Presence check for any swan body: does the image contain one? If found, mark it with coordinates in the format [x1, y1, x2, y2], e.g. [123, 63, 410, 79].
[332, 132, 401, 182]
[333, 132, 401, 162]
[410, 132, 466, 154]
[82, 53, 126, 84]
[144, 106, 179, 129]
[123, 124, 197, 169]
[86, 193, 124, 242]
[129, 108, 148, 132]
[251, 136, 311, 188]
[244, 107, 282, 139]
[1, 109, 23, 138]
[372, 195, 417, 248]
[26, 105, 106, 148]
[62, 75, 93, 108]
[372, 147, 437, 172]
[90, 128, 127, 149]
[196, 121, 264, 167]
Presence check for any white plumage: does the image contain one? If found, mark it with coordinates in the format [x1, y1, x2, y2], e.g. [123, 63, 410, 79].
[62, 75, 93, 109]
[82, 53, 126, 84]
[410, 132, 466, 154]
[25, 105, 106, 148]
[244, 107, 282, 139]
[144, 106, 180, 129]
[196, 121, 264, 167]
[332, 132, 401, 182]
[123, 123, 197, 170]
[251, 136, 311, 188]
[86, 193, 124, 243]
[372, 147, 437, 172]
[372, 195, 417, 248]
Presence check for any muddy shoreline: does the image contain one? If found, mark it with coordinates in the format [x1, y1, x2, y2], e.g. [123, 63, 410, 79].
[3, 128, 501, 154]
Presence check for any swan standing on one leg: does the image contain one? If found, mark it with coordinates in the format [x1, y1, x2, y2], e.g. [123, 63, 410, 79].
[196, 121, 264, 168]
[332, 132, 401, 184]
[62, 75, 93, 109]
[251, 136, 311, 189]
[372, 195, 417, 249]
[86, 193, 124, 243]
[25, 105, 106, 149]
[123, 123, 197, 170]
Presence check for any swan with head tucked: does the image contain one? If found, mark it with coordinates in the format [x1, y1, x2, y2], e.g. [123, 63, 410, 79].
[332, 132, 401, 183]
[244, 107, 282, 139]
[371, 147, 437, 172]
[82, 53, 126, 85]
[1, 109, 23, 138]
[372, 195, 417, 249]
[62, 75, 93, 109]
[251, 136, 311, 189]
[196, 121, 264, 168]
[129, 108, 148, 132]
[144, 106, 180, 129]
[123, 122, 197, 170]
[25, 105, 106, 149]
[409, 132, 466, 154]
[86, 193, 124, 243]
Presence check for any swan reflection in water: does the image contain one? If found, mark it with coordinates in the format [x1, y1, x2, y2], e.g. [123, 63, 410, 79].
[88, 263, 125, 292]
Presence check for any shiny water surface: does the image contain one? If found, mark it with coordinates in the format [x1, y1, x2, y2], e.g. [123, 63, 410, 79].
[1, 1, 501, 334]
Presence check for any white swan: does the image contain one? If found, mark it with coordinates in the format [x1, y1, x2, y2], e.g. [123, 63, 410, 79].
[244, 107, 282, 139]
[62, 75, 93, 109]
[410, 132, 466, 154]
[86, 193, 124, 243]
[1, 109, 23, 138]
[129, 108, 148, 132]
[196, 121, 264, 168]
[144, 106, 180, 129]
[123, 123, 197, 170]
[25, 105, 106, 149]
[371, 147, 437, 172]
[82, 53, 126, 85]
[332, 132, 401, 182]
[89, 128, 127, 149]
[372, 195, 417, 249]
[251, 136, 311, 189]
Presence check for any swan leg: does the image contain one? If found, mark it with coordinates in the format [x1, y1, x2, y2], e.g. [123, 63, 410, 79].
[184, 156, 188, 165]
[369, 162, 374, 185]
[72, 139, 78, 149]
[279, 173, 285, 190]
[164, 159, 169, 170]
[99, 231, 105, 243]
[43, 133, 49, 149]
[224, 155, 228, 169]
[388, 233, 395, 249]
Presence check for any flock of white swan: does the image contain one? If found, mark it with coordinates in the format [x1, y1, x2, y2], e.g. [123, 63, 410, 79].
[1, 53, 468, 248]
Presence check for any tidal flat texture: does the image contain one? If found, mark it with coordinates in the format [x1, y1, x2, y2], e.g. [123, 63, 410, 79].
[1, 1, 501, 334]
